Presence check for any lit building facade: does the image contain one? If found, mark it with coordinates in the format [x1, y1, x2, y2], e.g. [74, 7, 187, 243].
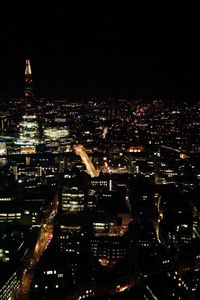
[62, 187, 85, 213]
[0, 271, 20, 300]
[17, 115, 39, 148]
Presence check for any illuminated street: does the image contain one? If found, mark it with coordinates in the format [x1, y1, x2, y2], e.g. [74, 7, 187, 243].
[17, 196, 58, 300]
[74, 144, 99, 177]
[17, 223, 53, 300]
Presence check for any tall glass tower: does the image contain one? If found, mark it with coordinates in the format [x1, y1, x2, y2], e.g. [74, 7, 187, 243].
[24, 59, 33, 98]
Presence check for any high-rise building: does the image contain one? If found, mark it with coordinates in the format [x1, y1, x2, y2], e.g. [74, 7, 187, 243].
[61, 186, 85, 213]
[24, 59, 33, 98]
[17, 115, 40, 148]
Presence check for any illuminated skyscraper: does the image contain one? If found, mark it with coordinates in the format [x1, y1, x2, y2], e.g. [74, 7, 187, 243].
[16, 115, 39, 154]
[24, 59, 33, 98]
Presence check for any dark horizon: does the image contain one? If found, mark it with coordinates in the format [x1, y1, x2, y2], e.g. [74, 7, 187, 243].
[0, 2, 196, 98]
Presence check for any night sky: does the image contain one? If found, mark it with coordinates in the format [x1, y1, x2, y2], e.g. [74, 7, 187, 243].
[0, 2, 194, 98]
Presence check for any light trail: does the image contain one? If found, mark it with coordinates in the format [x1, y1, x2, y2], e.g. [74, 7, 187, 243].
[146, 285, 158, 300]
[161, 145, 181, 153]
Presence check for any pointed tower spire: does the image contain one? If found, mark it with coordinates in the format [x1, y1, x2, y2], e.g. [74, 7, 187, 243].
[25, 59, 32, 75]
[24, 59, 33, 98]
